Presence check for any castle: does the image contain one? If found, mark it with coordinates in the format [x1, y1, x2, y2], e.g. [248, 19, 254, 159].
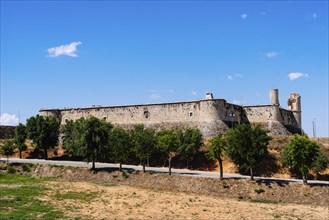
[39, 89, 302, 138]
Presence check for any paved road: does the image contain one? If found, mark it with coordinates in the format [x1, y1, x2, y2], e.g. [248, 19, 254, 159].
[1, 158, 329, 186]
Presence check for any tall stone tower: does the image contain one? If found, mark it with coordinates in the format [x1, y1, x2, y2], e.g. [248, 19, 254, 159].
[288, 93, 302, 130]
[269, 89, 279, 106]
[269, 89, 282, 124]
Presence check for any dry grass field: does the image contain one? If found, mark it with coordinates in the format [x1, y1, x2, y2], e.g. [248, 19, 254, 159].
[42, 180, 328, 220]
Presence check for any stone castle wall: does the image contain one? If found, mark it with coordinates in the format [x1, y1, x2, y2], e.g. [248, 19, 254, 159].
[40, 90, 302, 138]
[0, 126, 16, 139]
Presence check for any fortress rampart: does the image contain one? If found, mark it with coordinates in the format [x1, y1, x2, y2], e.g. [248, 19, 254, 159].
[40, 89, 302, 138]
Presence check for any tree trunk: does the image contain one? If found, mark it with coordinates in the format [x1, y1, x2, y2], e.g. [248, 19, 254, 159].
[168, 157, 172, 175]
[44, 148, 48, 160]
[302, 173, 308, 185]
[19, 149, 22, 159]
[218, 158, 223, 180]
[250, 167, 254, 181]
[186, 159, 189, 169]
[119, 162, 122, 171]
[92, 156, 96, 170]
[142, 161, 146, 173]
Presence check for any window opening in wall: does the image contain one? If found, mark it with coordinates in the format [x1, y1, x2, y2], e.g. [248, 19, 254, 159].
[144, 111, 150, 119]
[189, 111, 194, 117]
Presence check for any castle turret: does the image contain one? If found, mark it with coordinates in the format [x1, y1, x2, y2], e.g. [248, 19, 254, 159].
[288, 93, 302, 130]
[269, 89, 279, 106]
[205, 93, 214, 100]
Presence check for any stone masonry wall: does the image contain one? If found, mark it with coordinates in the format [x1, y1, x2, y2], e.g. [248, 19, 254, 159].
[40, 99, 300, 137]
[0, 126, 16, 139]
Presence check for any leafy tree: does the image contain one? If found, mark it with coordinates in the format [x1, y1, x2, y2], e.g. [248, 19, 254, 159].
[156, 130, 180, 175]
[281, 135, 321, 184]
[177, 128, 202, 168]
[61, 119, 80, 157]
[0, 139, 15, 164]
[26, 115, 60, 159]
[225, 124, 270, 180]
[61, 117, 113, 170]
[131, 124, 156, 173]
[312, 151, 329, 177]
[109, 127, 132, 171]
[206, 135, 226, 180]
[15, 123, 27, 158]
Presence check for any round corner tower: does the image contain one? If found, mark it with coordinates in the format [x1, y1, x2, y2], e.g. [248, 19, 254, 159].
[269, 89, 280, 106]
[287, 93, 302, 130]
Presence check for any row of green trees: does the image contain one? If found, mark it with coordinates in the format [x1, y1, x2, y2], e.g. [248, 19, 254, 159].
[206, 124, 328, 184]
[0, 115, 60, 162]
[61, 116, 202, 174]
[1, 115, 328, 184]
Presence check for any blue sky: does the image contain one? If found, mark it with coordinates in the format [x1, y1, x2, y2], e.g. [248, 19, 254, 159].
[1, 1, 328, 137]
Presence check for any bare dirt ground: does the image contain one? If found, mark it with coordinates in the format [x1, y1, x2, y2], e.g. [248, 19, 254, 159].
[43, 180, 328, 220]
[33, 165, 329, 207]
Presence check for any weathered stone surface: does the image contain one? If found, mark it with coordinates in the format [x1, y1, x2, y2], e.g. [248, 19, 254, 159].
[0, 126, 15, 139]
[40, 90, 302, 137]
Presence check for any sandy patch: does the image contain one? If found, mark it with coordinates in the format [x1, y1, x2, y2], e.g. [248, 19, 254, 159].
[44, 181, 329, 220]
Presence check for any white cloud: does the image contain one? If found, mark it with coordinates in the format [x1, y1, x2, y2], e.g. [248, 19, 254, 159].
[150, 93, 161, 100]
[288, 72, 309, 80]
[192, 91, 197, 96]
[47, 41, 82, 57]
[227, 74, 242, 80]
[265, 51, 279, 58]
[0, 113, 19, 126]
[240, 14, 248, 20]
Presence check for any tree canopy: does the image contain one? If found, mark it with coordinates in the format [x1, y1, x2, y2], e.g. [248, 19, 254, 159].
[177, 128, 202, 168]
[109, 127, 132, 171]
[206, 134, 226, 179]
[14, 123, 27, 159]
[156, 129, 180, 175]
[281, 134, 321, 184]
[61, 117, 113, 170]
[131, 124, 156, 173]
[0, 139, 16, 164]
[26, 115, 60, 159]
[225, 124, 270, 180]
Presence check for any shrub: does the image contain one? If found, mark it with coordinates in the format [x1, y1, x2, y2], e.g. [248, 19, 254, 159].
[222, 180, 229, 188]
[122, 171, 129, 179]
[22, 164, 31, 172]
[7, 166, 16, 174]
[254, 187, 265, 194]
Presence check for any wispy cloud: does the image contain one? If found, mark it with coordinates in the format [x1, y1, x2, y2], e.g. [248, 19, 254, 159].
[312, 13, 318, 19]
[265, 51, 279, 58]
[240, 14, 248, 20]
[0, 113, 19, 126]
[149, 89, 174, 100]
[150, 93, 161, 100]
[192, 91, 197, 96]
[232, 100, 247, 105]
[227, 74, 242, 80]
[288, 72, 309, 80]
[47, 41, 82, 57]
